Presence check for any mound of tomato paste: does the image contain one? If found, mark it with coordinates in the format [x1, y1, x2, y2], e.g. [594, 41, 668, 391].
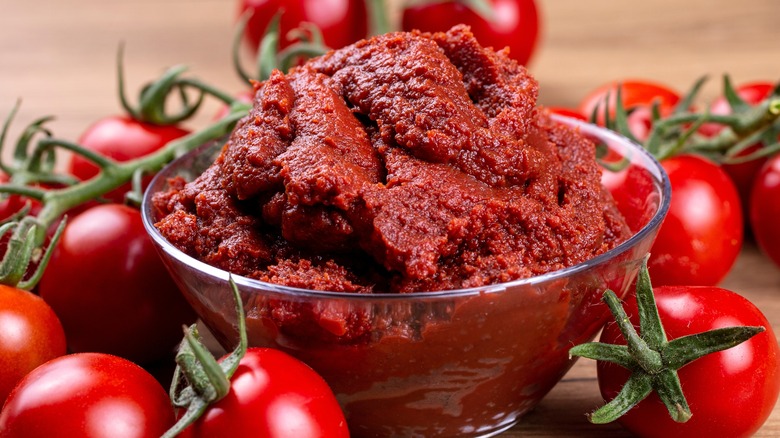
[153, 25, 630, 294]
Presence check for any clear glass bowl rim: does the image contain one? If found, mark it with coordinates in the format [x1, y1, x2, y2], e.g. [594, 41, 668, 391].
[141, 115, 671, 301]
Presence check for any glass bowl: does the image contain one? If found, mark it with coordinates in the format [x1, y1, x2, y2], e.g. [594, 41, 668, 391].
[141, 115, 670, 438]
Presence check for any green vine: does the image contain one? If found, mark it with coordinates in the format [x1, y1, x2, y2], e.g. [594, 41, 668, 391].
[597, 76, 780, 164]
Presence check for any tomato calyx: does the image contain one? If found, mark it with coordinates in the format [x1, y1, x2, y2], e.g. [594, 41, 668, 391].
[0, 105, 71, 289]
[233, 10, 330, 83]
[570, 258, 764, 424]
[0, 110, 244, 287]
[162, 276, 248, 438]
[117, 45, 238, 125]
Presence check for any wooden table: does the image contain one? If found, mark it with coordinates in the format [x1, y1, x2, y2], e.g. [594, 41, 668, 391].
[2, 1, 779, 436]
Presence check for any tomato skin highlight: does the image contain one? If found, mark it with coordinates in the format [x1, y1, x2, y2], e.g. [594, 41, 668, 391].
[38, 204, 196, 365]
[647, 155, 742, 286]
[401, 0, 540, 65]
[0, 353, 175, 438]
[0, 285, 66, 404]
[69, 116, 189, 203]
[597, 286, 780, 438]
[239, 0, 368, 51]
[750, 153, 780, 269]
[177, 348, 349, 438]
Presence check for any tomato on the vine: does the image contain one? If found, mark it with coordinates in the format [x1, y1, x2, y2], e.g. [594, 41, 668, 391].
[38, 204, 196, 365]
[597, 286, 780, 438]
[702, 81, 776, 220]
[751, 153, 780, 269]
[0, 285, 66, 404]
[175, 347, 349, 438]
[578, 79, 681, 141]
[239, 0, 368, 52]
[0, 353, 175, 438]
[702, 81, 776, 137]
[647, 154, 742, 286]
[401, 0, 540, 65]
[69, 116, 189, 203]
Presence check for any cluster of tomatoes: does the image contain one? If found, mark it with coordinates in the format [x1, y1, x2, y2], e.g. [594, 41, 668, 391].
[0, 117, 349, 437]
[239, 0, 540, 65]
[555, 78, 780, 437]
[555, 79, 780, 284]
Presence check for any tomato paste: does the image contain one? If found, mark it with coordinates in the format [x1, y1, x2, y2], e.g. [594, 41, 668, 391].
[154, 26, 630, 295]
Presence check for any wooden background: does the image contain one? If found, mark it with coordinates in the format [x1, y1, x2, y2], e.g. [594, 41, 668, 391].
[2, 1, 780, 436]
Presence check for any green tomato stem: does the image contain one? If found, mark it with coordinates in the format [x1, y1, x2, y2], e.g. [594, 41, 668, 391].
[602, 289, 663, 375]
[366, 0, 391, 36]
[635, 255, 667, 349]
[162, 276, 248, 438]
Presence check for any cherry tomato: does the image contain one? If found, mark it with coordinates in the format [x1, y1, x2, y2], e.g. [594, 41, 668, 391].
[0, 285, 66, 404]
[578, 80, 681, 141]
[647, 155, 742, 286]
[702, 82, 776, 220]
[597, 286, 780, 438]
[239, 0, 368, 52]
[0, 353, 175, 437]
[402, 0, 540, 65]
[177, 348, 349, 438]
[751, 153, 780, 269]
[69, 116, 189, 203]
[38, 204, 196, 365]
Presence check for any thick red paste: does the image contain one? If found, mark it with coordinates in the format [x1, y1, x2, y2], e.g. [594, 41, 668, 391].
[154, 26, 629, 295]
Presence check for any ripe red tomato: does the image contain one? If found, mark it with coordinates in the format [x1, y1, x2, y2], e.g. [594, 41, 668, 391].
[38, 204, 196, 365]
[0, 285, 66, 404]
[751, 153, 780, 269]
[239, 0, 368, 52]
[69, 116, 189, 203]
[578, 80, 681, 141]
[597, 286, 780, 438]
[0, 353, 175, 437]
[401, 0, 540, 65]
[647, 155, 742, 286]
[177, 348, 349, 438]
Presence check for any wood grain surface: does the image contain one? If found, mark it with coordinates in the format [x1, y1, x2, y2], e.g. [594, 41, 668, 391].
[2, 1, 779, 436]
